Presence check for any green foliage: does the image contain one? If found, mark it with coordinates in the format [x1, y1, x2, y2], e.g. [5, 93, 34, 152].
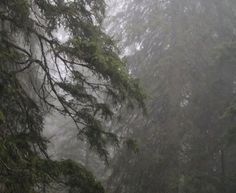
[59, 160, 104, 193]
[0, 136, 104, 193]
[0, 111, 5, 123]
[125, 138, 139, 153]
[0, 0, 145, 192]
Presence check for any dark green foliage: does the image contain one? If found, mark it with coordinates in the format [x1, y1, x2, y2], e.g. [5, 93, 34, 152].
[59, 160, 104, 193]
[125, 138, 139, 153]
[0, 0, 145, 192]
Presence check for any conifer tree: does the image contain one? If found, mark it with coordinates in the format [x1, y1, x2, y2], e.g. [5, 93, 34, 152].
[0, 0, 145, 192]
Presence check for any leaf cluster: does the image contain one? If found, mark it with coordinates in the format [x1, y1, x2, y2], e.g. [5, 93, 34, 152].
[0, 0, 145, 192]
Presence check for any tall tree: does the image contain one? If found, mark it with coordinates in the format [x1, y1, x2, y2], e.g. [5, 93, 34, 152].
[106, 0, 236, 193]
[0, 0, 145, 192]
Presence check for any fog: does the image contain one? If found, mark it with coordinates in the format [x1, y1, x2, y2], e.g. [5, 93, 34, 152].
[1, 0, 236, 193]
[45, 0, 236, 192]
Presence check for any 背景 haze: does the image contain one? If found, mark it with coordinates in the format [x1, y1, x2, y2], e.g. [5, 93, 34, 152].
[0, 0, 236, 193]
[105, 1, 236, 193]
[45, 1, 236, 193]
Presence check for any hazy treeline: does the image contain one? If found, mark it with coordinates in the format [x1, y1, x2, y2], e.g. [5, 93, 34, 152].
[105, 0, 236, 193]
[1, 0, 236, 193]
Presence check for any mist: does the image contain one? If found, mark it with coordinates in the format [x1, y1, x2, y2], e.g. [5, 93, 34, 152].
[1, 0, 236, 193]
[45, 0, 236, 192]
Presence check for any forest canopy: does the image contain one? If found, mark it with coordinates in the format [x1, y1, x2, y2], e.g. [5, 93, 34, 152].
[105, 1, 236, 193]
[1, 0, 236, 193]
